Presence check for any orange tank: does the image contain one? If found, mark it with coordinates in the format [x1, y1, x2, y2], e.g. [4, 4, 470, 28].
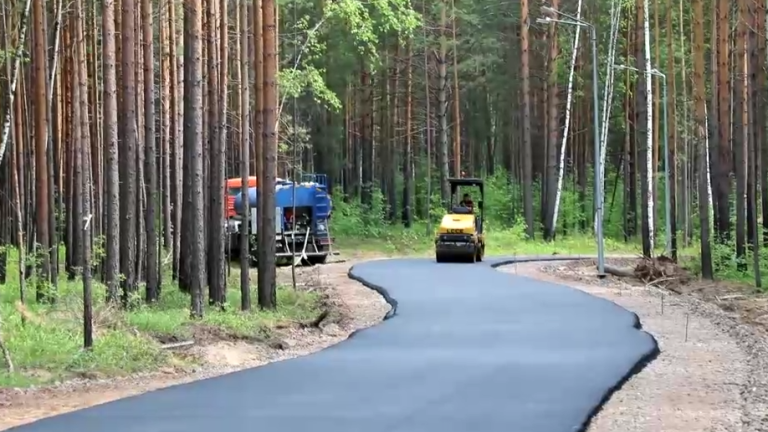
[226, 176, 258, 218]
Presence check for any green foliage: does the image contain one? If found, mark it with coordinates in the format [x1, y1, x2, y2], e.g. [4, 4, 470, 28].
[327, 163, 767, 289]
[0, 255, 322, 388]
[280, 67, 341, 110]
[277, 0, 419, 109]
[330, 166, 640, 258]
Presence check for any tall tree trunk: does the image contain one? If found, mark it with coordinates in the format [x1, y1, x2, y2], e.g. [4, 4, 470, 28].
[451, 0, 460, 177]
[143, 0, 159, 301]
[715, 0, 731, 242]
[692, 0, 713, 278]
[402, 39, 413, 228]
[183, 0, 206, 317]
[734, 0, 747, 269]
[748, 0, 761, 284]
[258, 0, 278, 310]
[240, 0, 252, 312]
[74, 0, 93, 347]
[520, 0, 534, 238]
[678, 0, 691, 244]
[206, 0, 225, 305]
[169, 0, 181, 280]
[652, 0, 660, 215]
[637, 0, 653, 257]
[761, 0, 768, 246]
[160, 10, 172, 252]
[0, 0, 32, 167]
[33, 0, 52, 302]
[217, 0, 229, 303]
[543, 0, 558, 240]
[666, 2, 677, 258]
[254, 0, 264, 275]
[550, 0, 583, 239]
[120, 0, 139, 305]
[437, 0, 450, 204]
[423, 0, 432, 234]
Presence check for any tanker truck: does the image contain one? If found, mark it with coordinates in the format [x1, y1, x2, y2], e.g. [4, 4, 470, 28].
[230, 173, 335, 266]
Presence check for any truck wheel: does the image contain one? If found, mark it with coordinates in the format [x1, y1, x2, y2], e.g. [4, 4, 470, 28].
[308, 255, 328, 265]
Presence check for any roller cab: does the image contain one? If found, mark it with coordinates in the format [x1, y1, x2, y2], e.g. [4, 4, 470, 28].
[435, 178, 485, 263]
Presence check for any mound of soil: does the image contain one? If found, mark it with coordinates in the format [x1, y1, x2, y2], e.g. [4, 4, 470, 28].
[632, 255, 691, 291]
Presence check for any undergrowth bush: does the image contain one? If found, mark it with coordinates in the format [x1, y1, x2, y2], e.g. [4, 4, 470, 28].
[0, 255, 322, 388]
[330, 166, 768, 288]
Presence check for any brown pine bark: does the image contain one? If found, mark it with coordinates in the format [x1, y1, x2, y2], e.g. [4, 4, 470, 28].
[402, 40, 414, 228]
[666, 3, 677, 258]
[437, 0, 449, 203]
[451, 0, 460, 176]
[206, 0, 225, 305]
[160, 6, 172, 251]
[635, 0, 652, 257]
[183, 0, 206, 317]
[32, 0, 52, 302]
[692, 0, 713, 278]
[254, 0, 264, 262]
[103, 0, 120, 303]
[734, 0, 747, 268]
[258, 0, 278, 310]
[143, 0, 159, 301]
[757, 0, 768, 246]
[240, 0, 252, 312]
[120, 0, 139, 305]
[169, 0, 182, 281]
[715, 0, 731, 241]
[543, 0, 558, 240]
[520, 0, 534, 238]
[74, 0, 93, 347]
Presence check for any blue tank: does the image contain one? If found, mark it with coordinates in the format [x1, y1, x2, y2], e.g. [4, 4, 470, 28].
[233, 182, 332, 220]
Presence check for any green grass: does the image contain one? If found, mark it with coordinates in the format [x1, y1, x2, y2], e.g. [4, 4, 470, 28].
[677, 239, 768, 287]
[0, 254, 322, 388]
[2, 216, 764, 389]
[335, 216, 767, 290]
[335, 221, 642, 258]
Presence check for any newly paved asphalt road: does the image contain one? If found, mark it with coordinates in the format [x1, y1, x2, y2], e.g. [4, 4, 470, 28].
[9, 256, 658, 432]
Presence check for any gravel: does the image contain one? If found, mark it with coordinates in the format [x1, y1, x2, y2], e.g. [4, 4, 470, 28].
[500, 260, 768, 432]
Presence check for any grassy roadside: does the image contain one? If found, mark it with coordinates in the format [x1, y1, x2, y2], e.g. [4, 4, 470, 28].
[335, 223, 643, 258]
[336, 222, 767, 290]
[10, 223, 626, 389]
[0, 256, 322, 389]
[2, 223, 761, 389]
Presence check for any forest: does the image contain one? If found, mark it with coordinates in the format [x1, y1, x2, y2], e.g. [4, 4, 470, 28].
[0, 0, 764, 389]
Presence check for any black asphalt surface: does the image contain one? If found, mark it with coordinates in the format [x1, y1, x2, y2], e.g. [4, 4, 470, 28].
[8, 256, 658, 432]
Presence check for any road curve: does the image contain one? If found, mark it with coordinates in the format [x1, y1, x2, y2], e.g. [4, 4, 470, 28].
[8, 256, 658, 432]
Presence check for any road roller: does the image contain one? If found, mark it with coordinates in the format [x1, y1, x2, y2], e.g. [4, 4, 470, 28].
[435, 177, 485, 263]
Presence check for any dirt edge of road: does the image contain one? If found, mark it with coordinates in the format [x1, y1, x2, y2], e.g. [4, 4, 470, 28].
[0, 260, 390, 431]
[499, 259, 768, 432]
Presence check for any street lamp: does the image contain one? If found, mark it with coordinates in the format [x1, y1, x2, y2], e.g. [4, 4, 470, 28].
[613, 64, 672, 257]
[537, 6, 605, 278]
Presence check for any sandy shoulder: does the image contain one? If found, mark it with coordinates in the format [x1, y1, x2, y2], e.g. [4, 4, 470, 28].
[0, 260, 390, 430]
[499, 260, 752, 432]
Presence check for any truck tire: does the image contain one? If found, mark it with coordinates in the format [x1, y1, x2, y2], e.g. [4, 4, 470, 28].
[308, 255, 328, 265]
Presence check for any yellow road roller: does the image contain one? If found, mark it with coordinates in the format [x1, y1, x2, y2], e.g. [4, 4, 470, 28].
[435, 177, 485, 263]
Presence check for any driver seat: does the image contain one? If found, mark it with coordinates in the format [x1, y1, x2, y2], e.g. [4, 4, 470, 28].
[451, 205, 473, 215]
